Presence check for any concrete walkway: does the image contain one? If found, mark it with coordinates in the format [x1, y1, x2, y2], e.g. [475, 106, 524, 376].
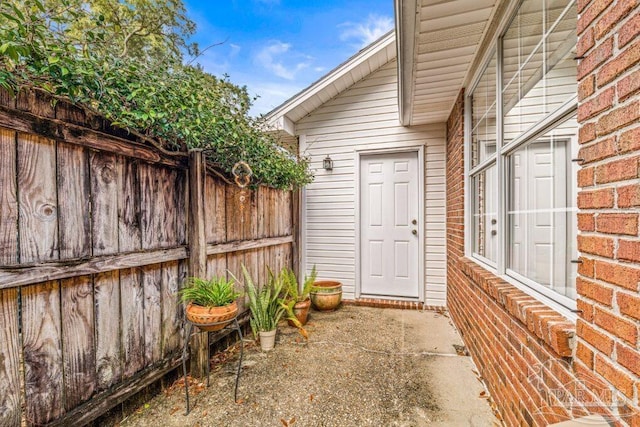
[121, 306, 500, 426]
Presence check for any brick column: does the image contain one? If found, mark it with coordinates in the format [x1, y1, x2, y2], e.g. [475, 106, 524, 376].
[575, 0, 640, 423]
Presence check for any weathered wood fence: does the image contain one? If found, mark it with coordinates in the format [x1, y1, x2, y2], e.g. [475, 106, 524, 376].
[0, 89, 295, 426]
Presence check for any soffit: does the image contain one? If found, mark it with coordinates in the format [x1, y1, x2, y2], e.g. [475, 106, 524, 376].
[400, 0, 499, 125]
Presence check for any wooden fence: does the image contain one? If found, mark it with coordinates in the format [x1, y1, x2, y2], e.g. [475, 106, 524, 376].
[0, 88, 296, 426]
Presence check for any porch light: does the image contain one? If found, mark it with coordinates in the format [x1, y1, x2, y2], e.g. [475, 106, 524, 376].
[323, 155, 333, 171]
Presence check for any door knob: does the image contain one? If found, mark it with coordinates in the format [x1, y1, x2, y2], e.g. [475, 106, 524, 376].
[412, 230, 417, 235]
[412, 219, 417, 225]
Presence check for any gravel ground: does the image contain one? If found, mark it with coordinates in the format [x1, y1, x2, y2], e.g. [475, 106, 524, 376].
[120, 306, 499, 427]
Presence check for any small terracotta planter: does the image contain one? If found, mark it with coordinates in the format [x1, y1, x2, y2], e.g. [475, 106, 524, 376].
[310, 281, 342, 311]
[287, 299, 311, 326]
[186, 301, 238, 331]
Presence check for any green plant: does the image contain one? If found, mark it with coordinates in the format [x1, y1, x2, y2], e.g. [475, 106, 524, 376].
[179, 276, 240, 307]
[235, 264, 286, 337]
[280, 265, 317, 302]
[277, 266, 317, 339]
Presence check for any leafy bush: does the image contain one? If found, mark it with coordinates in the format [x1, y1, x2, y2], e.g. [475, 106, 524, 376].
[0, 0, 313, 189]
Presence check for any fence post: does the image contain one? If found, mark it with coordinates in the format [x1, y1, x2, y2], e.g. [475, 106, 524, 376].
[187, 149, 208, 378]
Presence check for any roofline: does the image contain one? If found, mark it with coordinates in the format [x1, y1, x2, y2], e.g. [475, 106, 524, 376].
[265, 30, 396, 125]
[395, 0, 418, 127]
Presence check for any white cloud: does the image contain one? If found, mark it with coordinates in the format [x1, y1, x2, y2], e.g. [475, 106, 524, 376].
[339, 14, 394, 48]
[255, 41, 313, 80]
[246, 81, 304, 116]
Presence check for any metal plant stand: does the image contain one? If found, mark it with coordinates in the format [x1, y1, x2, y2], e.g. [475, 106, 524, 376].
[182, 317, 244, 415]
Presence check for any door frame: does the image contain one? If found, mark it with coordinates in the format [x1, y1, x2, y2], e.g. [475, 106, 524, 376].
[355, 144, 425, 301]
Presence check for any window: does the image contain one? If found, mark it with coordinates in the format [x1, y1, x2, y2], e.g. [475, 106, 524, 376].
[467, 0, 578, 307]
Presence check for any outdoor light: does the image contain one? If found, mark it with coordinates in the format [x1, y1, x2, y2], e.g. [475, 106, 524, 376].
[323, 155, 333, 171]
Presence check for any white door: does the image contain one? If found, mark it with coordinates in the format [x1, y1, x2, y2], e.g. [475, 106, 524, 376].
[360, 151, 420, 298]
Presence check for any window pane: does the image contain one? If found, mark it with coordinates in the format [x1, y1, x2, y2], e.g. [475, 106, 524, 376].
[503, 0, 576, 145]
[472, 164, 498, 263]
[507, 116, 578, 299]
[502, 0, 544, 91]
[471, 53, 497, 167]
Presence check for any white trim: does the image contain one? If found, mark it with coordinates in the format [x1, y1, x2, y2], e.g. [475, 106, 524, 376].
[354, 144, 425, 302]
[299, 134, 308, 276]
[394, 0, 419, 126]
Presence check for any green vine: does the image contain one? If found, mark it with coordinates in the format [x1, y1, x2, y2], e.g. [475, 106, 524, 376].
[0, 0, 313, 189]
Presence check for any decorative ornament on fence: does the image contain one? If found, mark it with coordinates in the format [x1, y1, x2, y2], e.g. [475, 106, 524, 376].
[232, 160, 253, 221]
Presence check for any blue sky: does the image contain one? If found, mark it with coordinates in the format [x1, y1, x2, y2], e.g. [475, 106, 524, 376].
[183, 0, 394, 116]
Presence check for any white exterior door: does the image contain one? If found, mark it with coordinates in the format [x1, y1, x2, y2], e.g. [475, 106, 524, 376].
[360, 151, 420, 299]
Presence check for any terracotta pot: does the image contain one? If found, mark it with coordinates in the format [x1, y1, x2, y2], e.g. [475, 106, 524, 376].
[186, 301, 238, 332]
[310, 281, 342, 311]
[259, 329, 277, 351]
[287, 299, 311, 326]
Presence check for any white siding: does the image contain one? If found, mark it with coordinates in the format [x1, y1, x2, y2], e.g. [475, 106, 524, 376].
[297, 59, 447, 306]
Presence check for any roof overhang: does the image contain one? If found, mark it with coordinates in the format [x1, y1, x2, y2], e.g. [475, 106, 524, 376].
[396, 0, 502, 126]
[266, 31, 397, 136]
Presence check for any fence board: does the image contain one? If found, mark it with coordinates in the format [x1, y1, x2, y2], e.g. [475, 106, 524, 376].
[94, 270, 122, 390]
[0, 104, 186, 168]
[57, 142, 91, 259]
[161, 261, 183, 358]
[207, 253, 227, 279]
[142, 264, 162, 365]
[0, 128, 18, 264]
[118, 158, 142, 252]
[120, 268, 145, 378]
[174, 170, 187, 247]
[23, 281, 64, 425]
[140, 165, 184, 249]
[205, 175, 216, 243]
[0, 288, 21, 427]
[225, 186, 242, 242]
[55, 100, 86, 126]
[91, 151, 119, 256]
[18, 133, 58, 263]
[61, 275, 96, 410]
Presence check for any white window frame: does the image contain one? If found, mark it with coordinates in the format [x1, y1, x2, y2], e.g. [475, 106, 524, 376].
[464, 0, 579, 318]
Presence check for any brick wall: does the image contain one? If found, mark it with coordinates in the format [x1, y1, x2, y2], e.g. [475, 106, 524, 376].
[574, 0, 640, 423]
[445, 2, 640, 420]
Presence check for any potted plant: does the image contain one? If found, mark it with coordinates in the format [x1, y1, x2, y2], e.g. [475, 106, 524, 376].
[238, 264, 286, 351]
[279, 265, 317, 328]
[179, 276, 241, 331]
[310, 280, 342, 311]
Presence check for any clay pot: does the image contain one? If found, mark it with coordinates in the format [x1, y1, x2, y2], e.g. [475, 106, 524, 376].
[287, 299, 311, 326]
[186, 301, 238, 332]
[310, 281, 342, 311]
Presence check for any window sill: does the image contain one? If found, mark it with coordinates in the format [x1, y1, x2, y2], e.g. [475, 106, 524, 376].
[458, 256, 576, 358]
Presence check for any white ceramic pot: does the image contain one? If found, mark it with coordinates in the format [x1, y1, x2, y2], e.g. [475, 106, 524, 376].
[259, 329, 277, 351]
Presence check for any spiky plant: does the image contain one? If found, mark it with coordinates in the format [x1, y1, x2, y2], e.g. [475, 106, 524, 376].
[179, 276, 240, 307]
[281, 265, 318, 302]
[235, 264, 287, 337]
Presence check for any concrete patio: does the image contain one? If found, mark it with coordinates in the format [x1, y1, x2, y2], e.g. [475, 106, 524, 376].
[120, 306, 499, 426]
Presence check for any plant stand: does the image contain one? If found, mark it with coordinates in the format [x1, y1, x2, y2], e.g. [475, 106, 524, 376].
[181, 317, 244, 415]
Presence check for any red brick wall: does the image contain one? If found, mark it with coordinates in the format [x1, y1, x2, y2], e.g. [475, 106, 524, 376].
[445, 2, 640, 420]
[575, 0, 640, 423]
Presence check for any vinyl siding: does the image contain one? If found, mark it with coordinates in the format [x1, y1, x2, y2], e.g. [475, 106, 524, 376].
[297, 59, 447, 306]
